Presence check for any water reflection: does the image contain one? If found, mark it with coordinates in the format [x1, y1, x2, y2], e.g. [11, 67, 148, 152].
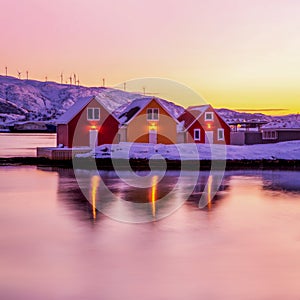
[150, 175, 158, 217]
[262, 171, 300, 192]
[207, 175, 213, 210]
[38, 167, 300, 223]
[3, 166, 300, 299]
[40, 167, 98, 223]
[91, 175, 100, 220]
[41, 167, 230, 222]
[223, 170, 300, 193]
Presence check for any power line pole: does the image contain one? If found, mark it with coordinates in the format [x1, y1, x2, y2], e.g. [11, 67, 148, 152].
[5, 66, 7, 76]
[102, 78, 105, 87]
[26, 71, 29, 80]
[60, 73, 63, 84]
[123, 82, 126, 91]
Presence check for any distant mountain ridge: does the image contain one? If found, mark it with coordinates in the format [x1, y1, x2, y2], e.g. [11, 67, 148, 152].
[216, 108, 300, 125]
[0, 75, 298, 126]
[0, 75, 186, 125]
[0, 75, 146, 124]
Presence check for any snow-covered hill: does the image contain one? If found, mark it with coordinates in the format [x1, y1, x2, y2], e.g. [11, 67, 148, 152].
[217, 108, 300, 126]
[0, 76, 186, 125]
[217, 108, 272, 123]
[0, 75, 298, 127]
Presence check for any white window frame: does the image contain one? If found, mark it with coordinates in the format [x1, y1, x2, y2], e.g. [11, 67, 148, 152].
[147, 108, 159, 121]
[194, 129, 201, 141]
[262, 130, 278, 140]
[217, 128, 225, 141]
[87, 108, 100, 121]
[205, 112, 214, 121]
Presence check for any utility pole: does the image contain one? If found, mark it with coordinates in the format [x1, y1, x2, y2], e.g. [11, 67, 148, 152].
[45, 76, 47, 82]
[143, 87, 146, 95]
[69, 76, 72, 85]
[26, 71, 29, 80]
[5, 66, 7, 76]
[102, 78, 105, 87]
[123, 82, 126, 91]
[60, 73, 63, 84]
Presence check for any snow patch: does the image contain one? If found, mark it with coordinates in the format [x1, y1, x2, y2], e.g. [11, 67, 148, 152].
[76, 141, 300, 161]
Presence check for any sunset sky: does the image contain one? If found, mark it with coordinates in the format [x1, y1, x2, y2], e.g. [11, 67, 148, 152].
[1, 0, 300, 114]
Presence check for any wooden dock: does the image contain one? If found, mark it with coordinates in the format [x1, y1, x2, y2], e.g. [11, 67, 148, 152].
[37, 147, 91, 160]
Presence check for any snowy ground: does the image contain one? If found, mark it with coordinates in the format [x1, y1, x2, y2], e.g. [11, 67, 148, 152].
[77, 140, 300, 160]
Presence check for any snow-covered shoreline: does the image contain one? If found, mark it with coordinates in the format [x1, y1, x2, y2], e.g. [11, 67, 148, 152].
[2, 141, 300, 170]
[76, 140, 300, 161]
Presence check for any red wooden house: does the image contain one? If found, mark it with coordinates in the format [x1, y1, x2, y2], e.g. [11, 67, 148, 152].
[178, 105, 231, 144]
[56, 96, 119, 148]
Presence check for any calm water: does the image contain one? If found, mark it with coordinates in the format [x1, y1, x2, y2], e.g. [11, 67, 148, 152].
[0, 133, 56, 157]
[1, 166, 300, 300]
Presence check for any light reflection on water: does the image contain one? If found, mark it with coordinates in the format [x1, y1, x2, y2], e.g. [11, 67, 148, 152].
[1, 167, 300, 299]
[73, 169, 227, 223]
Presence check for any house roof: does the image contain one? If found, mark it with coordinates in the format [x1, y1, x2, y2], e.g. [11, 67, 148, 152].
[56, 95, 119, 125]
[262, 120, 300, 130]
[117, 97, 180, 125]
[187, 104, 211, 114]
[178, 104, 211, 130]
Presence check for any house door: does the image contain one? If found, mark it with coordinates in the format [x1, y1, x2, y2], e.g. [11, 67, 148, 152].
[89, 129, 98, 149]
[205, 131, 214, 144]
[149, 128, 157, 144]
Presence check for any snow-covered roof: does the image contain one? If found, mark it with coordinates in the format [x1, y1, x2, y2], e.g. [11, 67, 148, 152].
[117, 98, 149, 124]
[178, 105, 211, 130]
[56, 95, 118, 124]
[187, 104, 210, 114]
[117, 97, 180, 125]
[56, 96, 94, 124]
[262, 120, 300, 130]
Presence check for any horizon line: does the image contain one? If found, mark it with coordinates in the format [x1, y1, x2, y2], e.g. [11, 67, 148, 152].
[235, 108, 289, 112]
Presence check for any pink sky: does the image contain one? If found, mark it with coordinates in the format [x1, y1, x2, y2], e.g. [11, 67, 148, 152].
[1, 0, 300, 113]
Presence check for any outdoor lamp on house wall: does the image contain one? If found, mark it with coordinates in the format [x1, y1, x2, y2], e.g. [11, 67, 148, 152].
[90, 125, 97, 130]
[149, 123, 157, 130]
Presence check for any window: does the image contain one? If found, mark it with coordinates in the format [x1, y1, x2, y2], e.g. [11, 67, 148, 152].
[194, 129, 201, 141]
[205, 112, 213, 121]
[262, 130, 278, 140]
[218, 128, 224, 141]
[87, 108, 100, 121]
[147, 108, 159, 120]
